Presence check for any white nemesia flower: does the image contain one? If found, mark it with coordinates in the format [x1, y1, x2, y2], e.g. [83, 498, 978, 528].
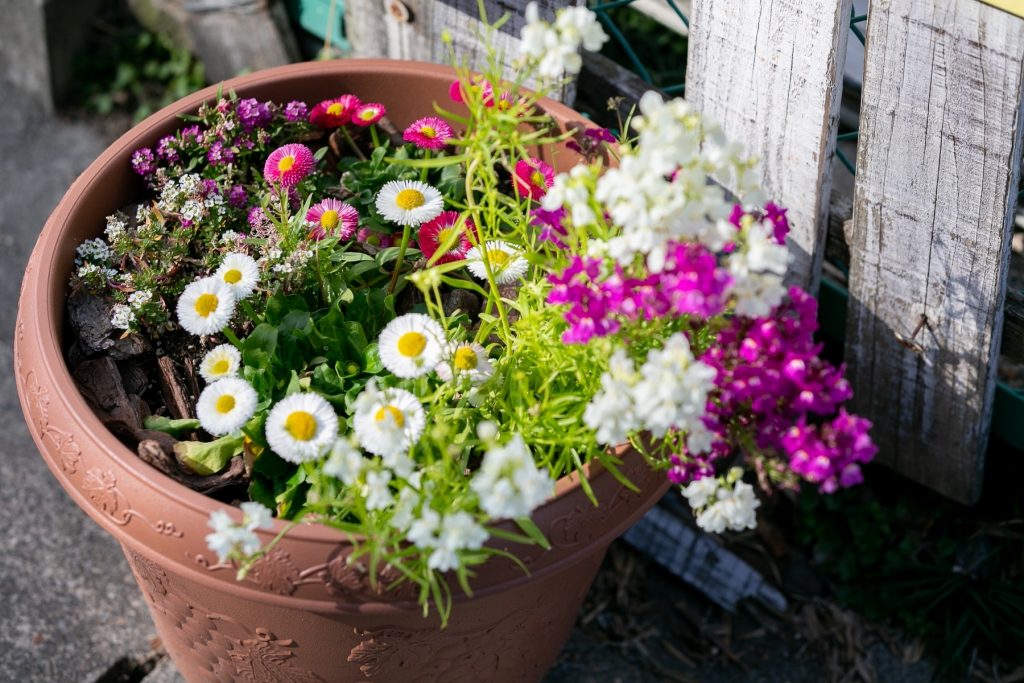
[199, 343, 242, 383]
[694, 480, 760, 533]
[375, 179, 444, 227]
[177, 276, 237, 336]
[542, 164, 598, 228]
[632, 333, 716, 439]
[584, 348, 641, 446]
[681, 476, 720, 509]
[519, 3, 607, 79]
[215, 252, 260, 300]
[265, 392, 339, 463]
[204, 502, 273, 562]
[727, 219, 790, 317]
[378, 313, 445, 378]
[436, 342, 494, 384]
[322, 437, 366, 486]
[428, 512, 489, 572]
[465, 241, 528, 285]
[471, 434, 555, 519]
[196, 377, 258, 436]
[352, 381, 426, 459]
[110, 304, 135, 330]
[389, 486, 422, 531]
[363, 469, 393, 511]
[407, 506, 440, 549]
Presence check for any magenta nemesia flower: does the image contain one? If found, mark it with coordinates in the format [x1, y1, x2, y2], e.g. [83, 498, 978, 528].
[514, 158, 554, 200]
[403, 117, 453, 150]
[309, 95, 362, 128]
[417, 211, 474, 264]
[306, 198, 359, 241]
[263, 143, 315, 187]
[284, 100, 308, 122]
[351, 103, 386, 127]
[357, 227, 396, 249]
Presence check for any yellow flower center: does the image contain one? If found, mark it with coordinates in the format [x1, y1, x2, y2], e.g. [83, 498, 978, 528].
[397, 331, 427, 358]
[222, 268, 242, 284]
[211, 359, 230, 375]
[215, 394, 236, 414]
[285, 410, 317, 441]
[359, 109, 377, 121]
[194, 293, 219, 318]
[278, 155, 295, 173]
[320, 209, 340, 230]
[375, 405, 404, 427]
[487, 250, 511, 268]
[327, 103, 344, 116]
[436, 226, 457, 247]
[395, 189, 425, 210]
[420, 125, 436, 139]
[530, 171, 546, 187]
[453, 346, 478, 371]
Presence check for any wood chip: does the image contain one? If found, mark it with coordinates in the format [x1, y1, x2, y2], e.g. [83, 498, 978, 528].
[156, 356, 194, 420]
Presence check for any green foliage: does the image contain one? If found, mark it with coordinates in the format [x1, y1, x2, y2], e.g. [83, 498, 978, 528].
[590, 2, 688, 90]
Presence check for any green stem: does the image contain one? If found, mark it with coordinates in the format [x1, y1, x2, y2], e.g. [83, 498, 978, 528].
[340, 126, 366, 161]
[463, 156, 512, 342]
[420, 150, 431, 182]
[369, 125, 382, 151]
[221, 326, 242, 348]
[387, 224, 412, 294]
[240, 299, 261, 324]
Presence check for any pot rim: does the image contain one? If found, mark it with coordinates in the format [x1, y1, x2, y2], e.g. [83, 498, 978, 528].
[27, 59, 628, 549]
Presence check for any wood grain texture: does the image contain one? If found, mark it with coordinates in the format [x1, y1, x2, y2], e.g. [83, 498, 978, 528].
[686, 0, 852, 291]
[845, 0, 1024, 503]
[344, 0, 582, 102]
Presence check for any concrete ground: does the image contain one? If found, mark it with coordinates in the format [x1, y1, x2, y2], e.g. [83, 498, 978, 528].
[0, 82, 933, 683]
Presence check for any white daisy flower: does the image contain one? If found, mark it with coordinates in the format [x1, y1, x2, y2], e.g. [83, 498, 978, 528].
[374, 179, 444, 226]
[353, 382, 426, 458]
[265, 393, 339, 463]
[378, 313, 446, 378]
[198, 343, 242, 383]
[436, 342, 494, 384]
[214, 252, 260, 300]
[465, 241, 529, 285]
[196, 377, 258, 436]
[177, 276, 237, 336]
[323, 437, 365, 486]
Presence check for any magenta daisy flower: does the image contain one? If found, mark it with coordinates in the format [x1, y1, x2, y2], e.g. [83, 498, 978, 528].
[403, 117, 453, 151]
[309, 94, 362, 128]
[357, 227, 396, 249]
[306, 198, 359, 241]
[263, 143, 315, 187]
[417, 211, 474, 265]
[351, 103, 386, 127]
[513, 158, 554, 200]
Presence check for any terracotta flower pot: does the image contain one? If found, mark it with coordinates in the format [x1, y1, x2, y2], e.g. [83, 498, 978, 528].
[15, 60, 670, 682]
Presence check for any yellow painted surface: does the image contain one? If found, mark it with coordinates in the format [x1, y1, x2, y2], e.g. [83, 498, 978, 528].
[980, 0, 1024, 19]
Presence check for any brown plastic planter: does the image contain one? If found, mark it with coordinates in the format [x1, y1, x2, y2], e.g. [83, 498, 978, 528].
[15, 60, 669, 682]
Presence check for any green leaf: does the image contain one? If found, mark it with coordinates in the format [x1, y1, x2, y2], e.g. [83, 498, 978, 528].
[143, 415, 201, 436]
[174, 433, 244, 476]
[362, 343, 384, 373]
[514, 518, 552, 550]
[384, 153, 469, 168]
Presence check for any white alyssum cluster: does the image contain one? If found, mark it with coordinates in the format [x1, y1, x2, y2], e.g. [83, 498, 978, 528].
[682, 475, 760, 533]
[470, 434, 555, 520]
[205, 501, 273, 563]
[519, 2, 608, 80]
[726, 218, 790, 317]
[105, 214, 127, 242]
[585, 335, 716, 452]
[76, 238, 113, 265]
[110, 303, 135, 330]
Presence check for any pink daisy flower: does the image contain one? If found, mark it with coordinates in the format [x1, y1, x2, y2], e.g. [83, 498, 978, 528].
[351, 103, 386, 127]
[357, 227, 396, 249]
[417, 211, 475, 264]
[306, 198, 359, 241]
[449, 77, 495, 106]
[513, 158, 555, 200]
[309, 94, 362, 128]
[263, 144, 315, 187]
[403, 117, 453, 151]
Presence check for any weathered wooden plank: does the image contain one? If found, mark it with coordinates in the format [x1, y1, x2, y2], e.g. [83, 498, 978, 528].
[686, 0, 852, 292]
[344, 0, 583, 102]
[845, 0, 1024, 504]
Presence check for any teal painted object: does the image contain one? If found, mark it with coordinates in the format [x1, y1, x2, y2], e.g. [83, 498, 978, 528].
[286, 0, 349, 51]
[817, 277, 1024, 452]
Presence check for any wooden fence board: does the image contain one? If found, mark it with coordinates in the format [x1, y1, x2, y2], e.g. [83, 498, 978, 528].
[845, 0, 1024, 504]
[344, 0, 582, 102]
[686, 0, 852, 291]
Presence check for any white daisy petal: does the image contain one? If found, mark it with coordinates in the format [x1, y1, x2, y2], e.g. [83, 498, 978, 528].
[436, 342, 494, 384]
[177, 277, 237, 336]
[465, 241, 528, 285]
[196, 377, 259, 436]
[353, 383, 426, 459]
[265, 393, 339, 463]
[199, 343, 242, 383]
[378, 313, 445, 378]
[215, 252, 260, 300]
[375, 179, 444, 227]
